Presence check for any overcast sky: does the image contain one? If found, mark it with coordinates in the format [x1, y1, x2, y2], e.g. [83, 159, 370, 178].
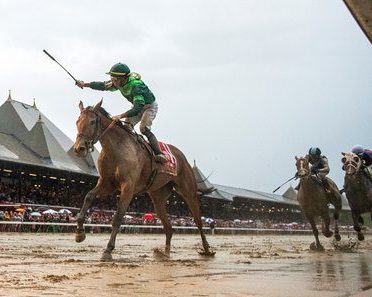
[0, 0, 371, 194]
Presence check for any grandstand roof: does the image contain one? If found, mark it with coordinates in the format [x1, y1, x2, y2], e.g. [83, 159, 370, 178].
[215, 184, 299, 206]
[0, 94, 99, 175]
[193, 164, 351, 209]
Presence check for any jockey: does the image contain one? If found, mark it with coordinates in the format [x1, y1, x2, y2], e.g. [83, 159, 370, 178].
[76, 63, 167, 163]
[295, 147, 332, 193]
[351, 145, 372, 179]
[307, 147, 330, 178]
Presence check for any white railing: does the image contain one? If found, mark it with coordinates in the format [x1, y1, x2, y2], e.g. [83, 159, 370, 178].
[1, 221, 364, 235]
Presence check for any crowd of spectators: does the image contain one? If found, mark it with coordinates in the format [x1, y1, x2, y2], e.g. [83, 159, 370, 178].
[1, 207, 356, 233]
[0, 180, 357, 233]
[0, 181, 91, 206]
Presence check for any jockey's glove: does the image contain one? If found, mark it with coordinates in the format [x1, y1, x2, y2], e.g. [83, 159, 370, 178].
[311, 167, 318, 174]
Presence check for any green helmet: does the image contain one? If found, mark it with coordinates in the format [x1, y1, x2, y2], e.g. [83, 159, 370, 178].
[106, 63, 130, 76]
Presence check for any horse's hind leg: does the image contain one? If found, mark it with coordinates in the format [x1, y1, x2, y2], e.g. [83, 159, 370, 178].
[76, 179, 114, 243]
[175, 181, 215, 256]
[101, 183, 134, 262]
[148, 185, 174, 256]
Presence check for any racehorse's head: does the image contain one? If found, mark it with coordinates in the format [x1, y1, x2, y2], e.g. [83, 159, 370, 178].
[74, 99, 103, 157]
[341, 152, 362, 177]
[295, 155, 310, 178]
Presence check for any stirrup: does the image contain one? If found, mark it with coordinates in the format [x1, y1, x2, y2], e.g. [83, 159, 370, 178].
[155, 154, 168, 164]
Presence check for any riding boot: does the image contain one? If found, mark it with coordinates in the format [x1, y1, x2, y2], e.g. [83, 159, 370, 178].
[142, 129, 168, 164]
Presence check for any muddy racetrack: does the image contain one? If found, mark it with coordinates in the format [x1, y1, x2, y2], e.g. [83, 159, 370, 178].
[0, 233, 371, 297]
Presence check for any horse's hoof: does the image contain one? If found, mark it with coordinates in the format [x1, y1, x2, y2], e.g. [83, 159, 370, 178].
[75, 232, 86, 243]
[334, 234, 341, 241]
[310, 242, 324, 252]
[100, 252, 113, 262]
[198, 248, 216, 256]
[323, 230, 333, 238]
[153, 248, 170, 259]
[357, 232, 365, 241]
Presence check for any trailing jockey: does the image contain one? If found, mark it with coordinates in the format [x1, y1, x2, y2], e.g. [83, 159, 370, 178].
[351, 145, 372, 181]
[296, 147, 337, 197]
[76, 63, 168, 163]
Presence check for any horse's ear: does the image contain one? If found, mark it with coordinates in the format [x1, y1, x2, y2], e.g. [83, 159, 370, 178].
[79, 101, 84, 112]
[341, 152, 346, 156]
[93, 98, 103, 111]
[295, 156, 298, 161]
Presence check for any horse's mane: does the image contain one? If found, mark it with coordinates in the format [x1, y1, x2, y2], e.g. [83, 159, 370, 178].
[88, 106, 124, 128]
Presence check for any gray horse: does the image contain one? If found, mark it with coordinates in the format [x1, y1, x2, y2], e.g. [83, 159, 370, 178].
[341, 152, 372, 241]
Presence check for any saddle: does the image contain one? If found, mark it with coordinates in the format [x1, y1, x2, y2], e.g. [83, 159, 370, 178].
[120, 126, 178, 178]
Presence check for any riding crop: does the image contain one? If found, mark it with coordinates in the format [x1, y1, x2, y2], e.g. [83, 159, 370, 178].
[43, 49, 81, 87]
[272, 175, 297, 193]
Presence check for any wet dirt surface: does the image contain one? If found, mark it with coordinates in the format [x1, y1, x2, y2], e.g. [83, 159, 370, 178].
[0, 233, 371, 297]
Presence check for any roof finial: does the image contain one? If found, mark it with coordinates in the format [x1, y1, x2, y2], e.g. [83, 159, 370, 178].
[32, 98, 38, 109]
[193, 159, 196, 167]
[6, 90, 12, 101]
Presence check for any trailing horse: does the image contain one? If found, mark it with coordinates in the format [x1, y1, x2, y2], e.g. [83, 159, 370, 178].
[295, 156, 342, 251]
[341, 152, 372, 241]
[73, 99, 215, 261]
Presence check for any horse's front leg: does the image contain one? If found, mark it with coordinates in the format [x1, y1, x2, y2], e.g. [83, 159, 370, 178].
[149, 185, 174, 257]
[101, 183, 133, 262]
[307, 215, 324, 251]
[75, 189, 97, 243]
[76, 179, 114, 243]
[333, 210, 341, 241]
[321, 211, 333, 238]
[352, 211, 364, 241]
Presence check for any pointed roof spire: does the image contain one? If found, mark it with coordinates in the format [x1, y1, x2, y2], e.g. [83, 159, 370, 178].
[32, 98, 38, 110]
[6, 90, 12, 101]
[193, 159, 196, 167]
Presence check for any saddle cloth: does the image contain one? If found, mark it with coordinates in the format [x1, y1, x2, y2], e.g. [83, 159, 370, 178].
[158, 142, 177, 176]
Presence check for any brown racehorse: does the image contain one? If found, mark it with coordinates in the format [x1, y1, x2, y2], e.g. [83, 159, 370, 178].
[295, 156, 342, 251]
[341, 152, 372, 241]
[73, 99, 215, 261]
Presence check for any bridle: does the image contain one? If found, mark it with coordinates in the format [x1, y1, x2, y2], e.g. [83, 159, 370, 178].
[342, 154, 361, 176]
[77, 108, 115, 152]
[296, 157, 310, 178]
